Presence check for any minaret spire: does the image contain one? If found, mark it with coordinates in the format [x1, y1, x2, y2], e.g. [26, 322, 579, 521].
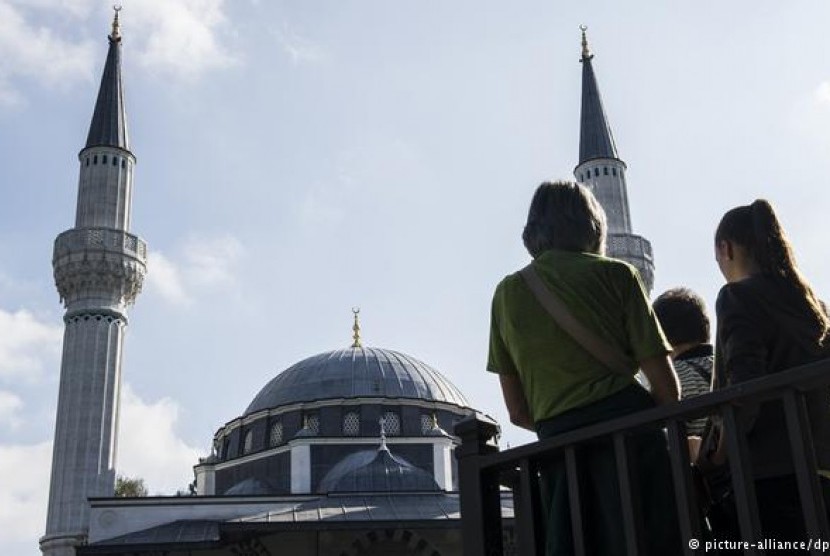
[572, 27, 655, 292]
[86, 5, 129, 151]
[578, 25, 618, 164]
[42, 9, 146, 556]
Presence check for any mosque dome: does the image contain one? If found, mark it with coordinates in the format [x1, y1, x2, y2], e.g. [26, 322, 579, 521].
[318, 444, 440, 493]
[244, 346, 470, 415]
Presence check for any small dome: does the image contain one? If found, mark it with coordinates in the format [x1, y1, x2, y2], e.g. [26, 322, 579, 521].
[245, 346, 469, 415]
[223, 477, 280, 496]
[319, 445, 440, 493]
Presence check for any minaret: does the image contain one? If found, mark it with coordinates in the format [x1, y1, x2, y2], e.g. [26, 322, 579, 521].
[573, 26, 655, 292]
[41, 9, 146, 556]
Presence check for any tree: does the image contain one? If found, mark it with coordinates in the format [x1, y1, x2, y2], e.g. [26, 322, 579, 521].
[115, 475, 148, 497]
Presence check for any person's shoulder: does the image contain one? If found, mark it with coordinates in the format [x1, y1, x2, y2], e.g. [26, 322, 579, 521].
[563, 252, 637, 277]
[716, 277, 765, 311]
[492, 269, 527, 301]
[587, 255, 643, 289]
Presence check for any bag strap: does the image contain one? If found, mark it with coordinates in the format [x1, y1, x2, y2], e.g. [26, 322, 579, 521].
[519, 264, 633, 377]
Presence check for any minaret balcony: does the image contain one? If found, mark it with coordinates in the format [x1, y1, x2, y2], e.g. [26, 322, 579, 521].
[54, 227, 147, 263]
[53, 227, 147, 308]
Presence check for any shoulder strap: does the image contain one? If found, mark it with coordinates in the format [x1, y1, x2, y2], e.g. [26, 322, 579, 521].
[519, 264, 633, 377]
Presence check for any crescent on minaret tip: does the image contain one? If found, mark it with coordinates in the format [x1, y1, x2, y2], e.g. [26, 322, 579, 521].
[580, 24, 592, 61]
[110, 5, 122, 41]
[350, 307, 362, 348]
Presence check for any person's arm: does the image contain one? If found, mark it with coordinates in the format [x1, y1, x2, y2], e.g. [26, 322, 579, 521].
[488, 282, 534, 431]
[639, 353, 680, 406]
[499, 374, 535, 431]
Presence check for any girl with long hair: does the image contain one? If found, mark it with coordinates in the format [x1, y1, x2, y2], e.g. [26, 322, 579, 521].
[711, 199, 830, 540]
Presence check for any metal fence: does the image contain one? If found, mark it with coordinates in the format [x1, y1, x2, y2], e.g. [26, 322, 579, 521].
[455, 358, 830, 556]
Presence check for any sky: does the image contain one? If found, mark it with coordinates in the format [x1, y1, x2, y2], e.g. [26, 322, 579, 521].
[2, 1, 830, 553]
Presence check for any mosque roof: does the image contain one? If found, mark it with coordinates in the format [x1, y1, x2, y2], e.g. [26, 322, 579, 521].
[244, 346, 470, 415]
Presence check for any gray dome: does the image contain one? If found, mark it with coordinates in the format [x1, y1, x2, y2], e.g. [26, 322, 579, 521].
[245, 346, 469, 415]
[318, 446, 440, 493]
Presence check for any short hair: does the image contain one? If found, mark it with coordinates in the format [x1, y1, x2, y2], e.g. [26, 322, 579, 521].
[522, 181, 607, 258]
[652, 287, 711, 346]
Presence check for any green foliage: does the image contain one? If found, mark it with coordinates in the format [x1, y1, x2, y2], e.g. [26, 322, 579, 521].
[115, 475, 148, 497]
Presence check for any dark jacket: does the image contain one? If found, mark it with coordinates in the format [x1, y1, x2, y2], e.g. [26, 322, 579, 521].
[715, 274, 830, 479]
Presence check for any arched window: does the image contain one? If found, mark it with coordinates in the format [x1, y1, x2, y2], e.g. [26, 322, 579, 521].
[93, 155, 98, 165]
[112, 156, 117, 166]
[382, 411, 401, 436]
[305, 414, 320, 435]
[603, 167, 609, 175]
[121, 158, 126, 169]
[269, 421, 283, 446]
[343, 411, 360, 436]
[242, 430, 253, 454]
[102, 155, 108, 165]
[594, 167, 599, 177]
[85, 157, 90, 167]
[420, 414, 434, 435]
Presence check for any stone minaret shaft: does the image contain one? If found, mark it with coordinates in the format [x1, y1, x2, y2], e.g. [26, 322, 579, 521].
[41, 11, 146, 556]
[573, 27, 655, 293]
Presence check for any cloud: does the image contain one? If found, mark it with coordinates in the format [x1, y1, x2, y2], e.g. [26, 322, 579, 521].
[144, 251, 192, 305]
[144, 234, 244, 306]
[185, 235, 244, 287]
[0, 440, 52, 545]
[0, 0, 95, 108]
[117, 384, 201, 494]
[272, 21, 325, 66]
[0, 0, 236, 108]
[815, 81, 830, 106]
[0, 390, 24, 429]
[0, 385, 198, 551]
[0, 308, 62, 382]
[127, 0, 237, 78]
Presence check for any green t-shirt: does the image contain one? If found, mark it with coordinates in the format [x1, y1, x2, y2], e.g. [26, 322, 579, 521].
[487, 249, 671, 423]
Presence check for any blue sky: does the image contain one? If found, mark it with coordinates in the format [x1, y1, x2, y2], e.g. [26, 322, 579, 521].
[2, 1, 830, 553]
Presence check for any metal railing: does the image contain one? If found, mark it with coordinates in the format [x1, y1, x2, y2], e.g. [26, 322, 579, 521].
[455, 358, 830, 556]
[54, 227, 147, 262]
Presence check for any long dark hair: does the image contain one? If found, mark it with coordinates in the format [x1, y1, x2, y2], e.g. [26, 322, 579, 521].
[522, 181, 607, 258]
[715, 199, 828, 343]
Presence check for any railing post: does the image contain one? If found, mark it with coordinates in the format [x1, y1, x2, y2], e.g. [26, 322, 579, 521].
[564, 447, 587, 556]
[613, 433, 645, 556]
[666, 419, 702, 555]
[455, 413, 503, 556]
[721, 404, 762, 554]
[514, 458, 545, 556]
[782, 389, 830, 549]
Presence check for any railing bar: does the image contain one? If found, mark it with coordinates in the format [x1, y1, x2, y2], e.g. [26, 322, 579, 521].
[516, 459, 544, 556]
[666, 419, 701, 554]
[722, 404, 762, 555]
[565, 447, 587, 556]
[478, 358, 830, 472]
[782, 389, 830, 548]
[613, 433, 642, 556]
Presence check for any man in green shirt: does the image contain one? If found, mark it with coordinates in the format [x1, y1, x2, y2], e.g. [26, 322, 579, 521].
[488, 181, 680, 556]
[489, 248, 673, 424]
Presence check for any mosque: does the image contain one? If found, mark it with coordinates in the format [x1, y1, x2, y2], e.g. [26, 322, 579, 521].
[39, 11, 652, 556]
